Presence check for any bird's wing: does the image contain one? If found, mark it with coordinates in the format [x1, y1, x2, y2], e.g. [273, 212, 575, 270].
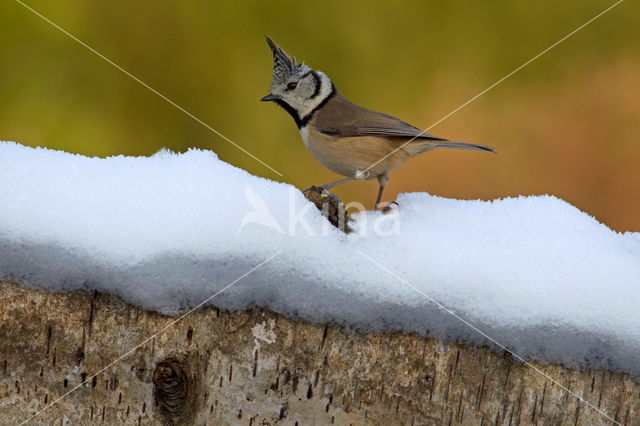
[313, 92, 445, 141]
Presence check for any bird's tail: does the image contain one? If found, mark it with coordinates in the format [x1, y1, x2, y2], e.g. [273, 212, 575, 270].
[404, 139, 496, 156]
[434, 140, 496, 153]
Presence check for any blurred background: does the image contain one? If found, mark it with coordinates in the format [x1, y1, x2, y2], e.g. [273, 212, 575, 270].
[1, 1, 638, 231]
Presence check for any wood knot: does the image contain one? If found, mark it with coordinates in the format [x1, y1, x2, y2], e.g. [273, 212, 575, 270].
[153, 356, 199, 425]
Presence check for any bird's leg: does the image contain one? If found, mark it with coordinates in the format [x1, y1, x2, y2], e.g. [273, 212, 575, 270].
[302, 176, 355, 193]
[321, 176, 356, 190]
[375, 172, 389, 208]
[375, 185, 385, 207]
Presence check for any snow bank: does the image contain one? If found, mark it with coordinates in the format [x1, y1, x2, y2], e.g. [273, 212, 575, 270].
[1, 141, 639, 376]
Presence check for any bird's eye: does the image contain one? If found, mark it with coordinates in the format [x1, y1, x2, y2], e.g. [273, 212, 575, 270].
[287, 82, 297, 90]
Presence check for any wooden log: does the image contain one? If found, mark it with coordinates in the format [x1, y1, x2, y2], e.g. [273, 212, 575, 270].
[0, 281, 638, 425]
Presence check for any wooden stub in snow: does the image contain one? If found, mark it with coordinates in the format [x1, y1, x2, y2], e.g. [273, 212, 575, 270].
[303, 186, 350, 232]
[0, 280, 639, 425]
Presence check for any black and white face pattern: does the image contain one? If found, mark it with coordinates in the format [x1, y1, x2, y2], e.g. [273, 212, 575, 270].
[264, 37, 334, 127]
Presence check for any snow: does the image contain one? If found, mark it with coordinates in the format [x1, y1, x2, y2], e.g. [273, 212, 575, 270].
[1, 141, 639, 376]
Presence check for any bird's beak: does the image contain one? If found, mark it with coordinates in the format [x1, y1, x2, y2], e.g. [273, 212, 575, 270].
[260, 94, 278, 102]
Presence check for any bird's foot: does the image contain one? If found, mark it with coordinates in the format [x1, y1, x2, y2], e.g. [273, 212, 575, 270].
[303, 186, 342, 204]
[302, 184, 333, 193]
[376, 201, 399, 214]
[320, 189, 342, 204]
[302, 185, 340, 199]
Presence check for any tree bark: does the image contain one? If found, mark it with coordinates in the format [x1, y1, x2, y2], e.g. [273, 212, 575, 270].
[0, 281, 638, 425]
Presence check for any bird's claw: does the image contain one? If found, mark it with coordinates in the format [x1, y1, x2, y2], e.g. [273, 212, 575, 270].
[301, 185, 342, 203]
[319, 188, 342, 204]
[302, 185, 328, 193]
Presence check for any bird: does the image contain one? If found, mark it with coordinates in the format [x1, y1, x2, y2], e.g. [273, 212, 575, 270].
[261, 37, 495, 208]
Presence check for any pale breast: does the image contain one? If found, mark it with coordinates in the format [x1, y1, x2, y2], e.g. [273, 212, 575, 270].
[299, 125, 410, 178]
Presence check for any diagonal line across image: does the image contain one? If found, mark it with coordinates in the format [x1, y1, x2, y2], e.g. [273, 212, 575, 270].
[19, 250, 283, 425]
[360, 0, 625, 177]
[358, 250, 622, 425]
[9, 1, 629, 424]
[14, 0, 283, 177]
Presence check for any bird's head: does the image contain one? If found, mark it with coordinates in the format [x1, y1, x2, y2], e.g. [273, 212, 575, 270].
[261, 37, 333, 126]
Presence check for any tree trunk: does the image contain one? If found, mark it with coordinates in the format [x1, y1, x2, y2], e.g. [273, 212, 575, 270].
[0, 281, 638, 425]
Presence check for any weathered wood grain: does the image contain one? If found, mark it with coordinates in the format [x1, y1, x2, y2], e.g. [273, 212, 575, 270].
[0, 281, 638, 425]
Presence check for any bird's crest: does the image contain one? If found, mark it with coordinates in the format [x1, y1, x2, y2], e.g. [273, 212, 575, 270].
[265, 37, 310, 86]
